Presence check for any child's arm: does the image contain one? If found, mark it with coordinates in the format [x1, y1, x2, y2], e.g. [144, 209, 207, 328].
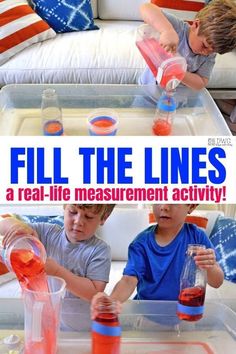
[110, 275, 138, 302]
[194, 248, 224, 288]
[0, 217, 38, 247]
[182, 72, 209, 90]
[140, 3, 179, 53]
[45, 258, 107, 301]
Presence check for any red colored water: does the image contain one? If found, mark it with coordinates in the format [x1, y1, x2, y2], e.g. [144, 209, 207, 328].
[152, 119, 172, 136]
[10, 250, 58, 354]
[92, 313, 121, 354]
[92, 118, 114, 128]
[177, 287, 205, 321]
[136, 38, 185, 89]
[0, 261, 9, 275]
[136, 38, 172, 77]
[43, 120, 64, 136]
[10, 249, 48, 292]
[24, 326, 57, 354]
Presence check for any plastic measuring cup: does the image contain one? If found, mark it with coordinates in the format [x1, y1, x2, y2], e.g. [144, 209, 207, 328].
[136, 24, 187, 90]
[87, 108, 119, 136]
[23, 275, 66, 354]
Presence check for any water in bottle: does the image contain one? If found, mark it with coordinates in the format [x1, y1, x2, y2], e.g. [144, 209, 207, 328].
[41, 88, 64, 136]
[177, 244, 207, 321]
[152, 92, 176, 136]
[92, 296, 121, 354]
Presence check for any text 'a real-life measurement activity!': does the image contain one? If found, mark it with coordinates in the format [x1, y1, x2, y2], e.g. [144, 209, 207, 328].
[0, 136, 235, 204]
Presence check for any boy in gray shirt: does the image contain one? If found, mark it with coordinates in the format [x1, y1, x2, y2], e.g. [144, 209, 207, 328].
[139, 0, 236, 90]
[0, 204, 115, 330]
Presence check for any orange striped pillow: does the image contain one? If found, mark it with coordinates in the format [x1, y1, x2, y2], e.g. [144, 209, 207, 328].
[0, 0, 56, 65]
[151, 0, 205, 22]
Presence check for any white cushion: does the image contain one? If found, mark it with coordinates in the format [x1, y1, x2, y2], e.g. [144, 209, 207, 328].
[0, 18, 235, 89]
[0, 20, 143, 86]
[98, 0, 146, 20]
[190, 210, 224, 236]
[91, 0, 98, 18]
[208, 51, 236, 89]
[97, 207, 149, 261]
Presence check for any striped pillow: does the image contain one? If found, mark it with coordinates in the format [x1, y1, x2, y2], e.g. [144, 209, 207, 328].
[151, 0, 205, 22]
[0, 0, 56, 65]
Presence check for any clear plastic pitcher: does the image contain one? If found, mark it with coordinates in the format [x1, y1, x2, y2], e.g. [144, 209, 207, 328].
[0, 235, 47, 291]
[136, 24, 187, 91]
[23, 275, 66, 354]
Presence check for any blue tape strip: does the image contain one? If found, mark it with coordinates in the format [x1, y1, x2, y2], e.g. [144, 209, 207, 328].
[92, 321, 121, 336]
[177, 303, 204, 315]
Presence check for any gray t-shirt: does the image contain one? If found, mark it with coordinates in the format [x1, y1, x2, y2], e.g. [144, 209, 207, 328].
[139, 11, 216, 84]
[29, 222, 111, 330]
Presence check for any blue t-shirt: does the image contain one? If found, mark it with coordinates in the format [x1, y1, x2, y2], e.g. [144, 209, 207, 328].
[123, 223, 218, 301]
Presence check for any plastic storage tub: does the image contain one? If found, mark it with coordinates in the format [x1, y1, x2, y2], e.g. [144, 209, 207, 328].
[0, 299, 235, 353]
[0, 84, 231, 136]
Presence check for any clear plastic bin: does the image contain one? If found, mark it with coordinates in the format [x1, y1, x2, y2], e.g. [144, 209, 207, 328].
[0, 299, 236, 353]
[0, 84, 231, 136]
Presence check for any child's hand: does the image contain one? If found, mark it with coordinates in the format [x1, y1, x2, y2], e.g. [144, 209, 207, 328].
[90, 292, 121, 320]
[2, 222, 38, 248]
[194, 248, 217, 269]
[159, 29, 179, 53]
[45, 258, 60, 276]
[91, 292, 108, 320]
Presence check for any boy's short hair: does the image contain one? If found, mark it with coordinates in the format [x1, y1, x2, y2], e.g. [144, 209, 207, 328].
[196, 0, 236, 54]
[64, 204, 115, 219]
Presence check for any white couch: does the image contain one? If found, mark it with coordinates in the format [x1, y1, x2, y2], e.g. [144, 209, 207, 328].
[0, 0, 236, 99]
[0, 205, 236, 305]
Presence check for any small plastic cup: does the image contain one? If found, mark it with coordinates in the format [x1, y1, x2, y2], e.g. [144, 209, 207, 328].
[87, 108, 119, 136]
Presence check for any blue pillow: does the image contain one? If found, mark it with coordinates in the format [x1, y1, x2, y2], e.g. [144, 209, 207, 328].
[16, 215, 64, 228]
[32, 0, 98, 33]
[209, 216, 236, 283]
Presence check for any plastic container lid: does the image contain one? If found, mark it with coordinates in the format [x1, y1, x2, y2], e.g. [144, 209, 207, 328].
[159, 56, 187, 90]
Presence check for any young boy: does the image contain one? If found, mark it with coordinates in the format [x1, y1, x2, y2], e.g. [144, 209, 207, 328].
[0, 204, 115, 303]
[139, 0, 236, 90]
[91, 204, 224, 317]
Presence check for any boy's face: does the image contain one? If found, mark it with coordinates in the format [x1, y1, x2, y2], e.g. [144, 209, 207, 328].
[153, 204, 197, 230]
[64, 205, 107, 243]
[189, 20, 214, 56]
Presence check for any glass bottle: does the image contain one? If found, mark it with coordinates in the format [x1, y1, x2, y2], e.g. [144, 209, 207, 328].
[177, 244, 207, 322]
[91, 296, 121, 354]
[152, 91, 176, 136]
[0, 235, 47, 291]
[41, 88, 64, 136]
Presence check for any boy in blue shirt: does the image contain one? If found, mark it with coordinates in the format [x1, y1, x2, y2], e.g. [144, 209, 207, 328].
[139, 0, 236, 90]
[91, 204, 223, 316]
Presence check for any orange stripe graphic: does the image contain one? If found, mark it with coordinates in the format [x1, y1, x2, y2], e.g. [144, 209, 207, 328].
[0, 20, 50, 53]
[0, 5, 34, 26]
[151, 0, 205, 11]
